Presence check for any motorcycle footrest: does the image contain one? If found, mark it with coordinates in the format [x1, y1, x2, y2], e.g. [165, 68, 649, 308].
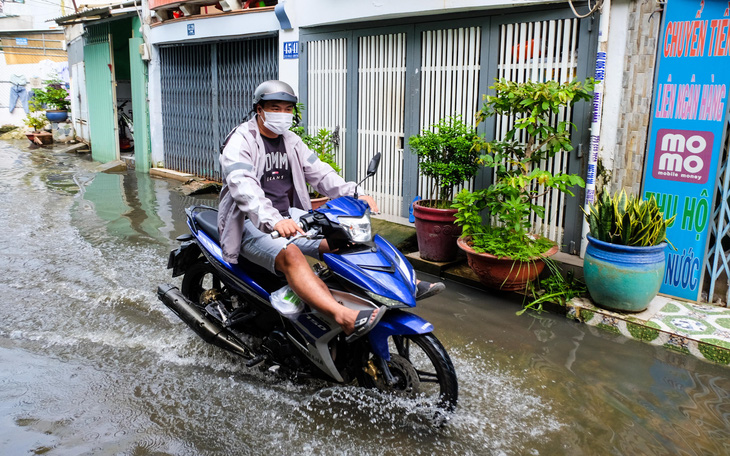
[246, 354, 267, 368]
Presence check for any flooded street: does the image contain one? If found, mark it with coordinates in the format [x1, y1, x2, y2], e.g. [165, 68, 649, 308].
[1, 139, 729, 455]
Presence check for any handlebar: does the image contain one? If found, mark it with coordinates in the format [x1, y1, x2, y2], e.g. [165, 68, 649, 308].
[270, 221, 305, 240]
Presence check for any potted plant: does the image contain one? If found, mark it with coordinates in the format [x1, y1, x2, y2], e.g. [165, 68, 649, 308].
[408, 114, 480, 262]
[23, 98, 52, 145]
[582, 189, 675, 312]
[453, 78, 593, 291]
[33, 77, 70, 122]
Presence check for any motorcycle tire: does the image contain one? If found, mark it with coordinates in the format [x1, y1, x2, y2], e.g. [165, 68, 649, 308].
[181, 259, 220, 308]
[357, 333, 458, 412]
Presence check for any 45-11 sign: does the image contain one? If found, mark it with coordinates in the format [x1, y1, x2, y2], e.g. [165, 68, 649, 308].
[283, 41, 298, 60]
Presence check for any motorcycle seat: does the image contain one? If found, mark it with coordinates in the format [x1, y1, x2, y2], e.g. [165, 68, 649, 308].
[194, 210, 221, 244]
[194, 209, 286, 291]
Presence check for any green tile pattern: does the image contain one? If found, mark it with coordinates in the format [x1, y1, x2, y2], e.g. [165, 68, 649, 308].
[568, 297, 730, 366]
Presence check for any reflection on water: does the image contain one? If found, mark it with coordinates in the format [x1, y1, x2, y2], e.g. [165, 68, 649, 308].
[76, 172, 170, 245]
[1, 139, 729, 455]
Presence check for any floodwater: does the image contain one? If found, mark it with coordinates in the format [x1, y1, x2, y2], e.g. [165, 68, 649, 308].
[1, 139, 729, 455]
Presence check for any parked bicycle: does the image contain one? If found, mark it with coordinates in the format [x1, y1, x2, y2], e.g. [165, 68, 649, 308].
[118, 100, 134, 152]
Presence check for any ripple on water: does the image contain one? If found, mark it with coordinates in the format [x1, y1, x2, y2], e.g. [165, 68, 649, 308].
[3, 140, 730, 455]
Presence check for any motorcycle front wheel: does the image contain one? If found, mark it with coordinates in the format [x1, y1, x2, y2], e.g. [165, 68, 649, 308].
[357, 333, 458, 413]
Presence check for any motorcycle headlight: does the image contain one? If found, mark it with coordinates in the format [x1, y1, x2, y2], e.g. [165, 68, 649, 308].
[338, 212, 372, 243]
[365, 290, 405, 308]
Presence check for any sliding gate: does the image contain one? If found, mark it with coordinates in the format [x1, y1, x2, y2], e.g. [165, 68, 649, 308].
[160, 36, 277, 180]
[300, 8, 596, 251]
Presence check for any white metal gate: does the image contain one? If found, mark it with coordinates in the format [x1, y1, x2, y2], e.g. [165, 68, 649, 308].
[306, 38, 348, 176]
[417, 26, 482, 201]
[300, 12, 593, 240]
[357, 33, 407, 221]
[495, 18, 580, 244]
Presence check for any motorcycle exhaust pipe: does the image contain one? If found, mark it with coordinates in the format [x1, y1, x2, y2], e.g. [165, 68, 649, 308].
[157, 283, 254, 360]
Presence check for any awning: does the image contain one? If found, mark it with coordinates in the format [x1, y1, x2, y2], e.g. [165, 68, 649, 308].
[52, 1, 141, 26]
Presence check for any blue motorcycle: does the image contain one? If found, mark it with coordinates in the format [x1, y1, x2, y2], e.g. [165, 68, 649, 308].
[157, 154, 458, 414]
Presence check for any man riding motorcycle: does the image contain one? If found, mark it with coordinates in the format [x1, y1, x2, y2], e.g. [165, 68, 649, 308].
[218, 80, 442, 341]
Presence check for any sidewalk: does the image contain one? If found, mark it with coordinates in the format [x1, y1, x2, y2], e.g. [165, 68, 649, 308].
[393, 225, 730, 367]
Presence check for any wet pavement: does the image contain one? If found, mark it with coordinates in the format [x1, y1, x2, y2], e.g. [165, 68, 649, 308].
[1, 139, 730, 455]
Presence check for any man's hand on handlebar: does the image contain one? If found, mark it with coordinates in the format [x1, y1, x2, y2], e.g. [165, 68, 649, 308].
[273, 219, 305, 238]
[358, 195, 380, 214]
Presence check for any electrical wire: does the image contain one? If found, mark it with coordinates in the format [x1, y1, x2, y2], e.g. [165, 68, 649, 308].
[568, 0, 604, 18]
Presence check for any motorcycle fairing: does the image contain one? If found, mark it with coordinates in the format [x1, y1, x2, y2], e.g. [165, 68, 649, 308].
[318, 195, 368, 220]
[367, 310, 434, 361]
[168, 240, 201, 278]
[323, 235, 417, 307]
[286, 310, 344, 382]
[191, 225, 270, 300]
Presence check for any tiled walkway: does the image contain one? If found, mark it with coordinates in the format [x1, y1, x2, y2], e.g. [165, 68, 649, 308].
[567, 296, 730, 365]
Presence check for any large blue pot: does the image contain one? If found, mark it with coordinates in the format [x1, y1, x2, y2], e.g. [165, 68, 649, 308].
[45, 110, 68, 123]
[584, 234, 667, 312]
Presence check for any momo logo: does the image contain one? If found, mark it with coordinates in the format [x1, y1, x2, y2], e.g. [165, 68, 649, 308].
[653, 129, 713, 184]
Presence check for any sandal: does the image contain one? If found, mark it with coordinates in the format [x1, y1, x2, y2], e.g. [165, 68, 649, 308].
[416, 281, 445, 300]
[345, 306, 387, 343]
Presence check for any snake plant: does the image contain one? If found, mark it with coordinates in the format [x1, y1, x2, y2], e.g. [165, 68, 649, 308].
[583, 189, 675, 247]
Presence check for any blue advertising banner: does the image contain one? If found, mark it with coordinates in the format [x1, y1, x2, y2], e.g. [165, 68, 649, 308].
[644, 0, 730, 301]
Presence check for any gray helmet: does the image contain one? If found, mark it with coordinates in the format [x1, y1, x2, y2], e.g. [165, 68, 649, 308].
[252, 80, 298, 106]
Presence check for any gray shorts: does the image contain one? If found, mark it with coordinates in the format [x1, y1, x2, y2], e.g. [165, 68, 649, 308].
[240, 207, 322, 274]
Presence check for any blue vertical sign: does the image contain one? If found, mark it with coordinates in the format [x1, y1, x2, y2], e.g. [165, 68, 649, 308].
[643, 0, 730, 301]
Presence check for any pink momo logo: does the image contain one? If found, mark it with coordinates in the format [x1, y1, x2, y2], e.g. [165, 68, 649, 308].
[653, 129, 713, 184]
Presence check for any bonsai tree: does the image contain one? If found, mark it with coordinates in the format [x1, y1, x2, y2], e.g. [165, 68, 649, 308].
[408, 114, 480, 208]
[23, 98, 47, 132]
[453, 78, 593, 261]
[33, 77, 70, 111]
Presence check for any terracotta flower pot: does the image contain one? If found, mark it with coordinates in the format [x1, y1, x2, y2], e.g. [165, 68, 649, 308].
[413, 199, 462, 262]
[457, 235, 559, 291]
[26, 131, 53, 145]
[310, 195, 329, 210]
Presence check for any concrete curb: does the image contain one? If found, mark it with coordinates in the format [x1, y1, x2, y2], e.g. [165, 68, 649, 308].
[397, 234, 730, 367]
[150, 167, 195, 182]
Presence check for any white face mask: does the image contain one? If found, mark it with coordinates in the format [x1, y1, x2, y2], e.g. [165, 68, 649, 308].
[261, 110, 293, 135]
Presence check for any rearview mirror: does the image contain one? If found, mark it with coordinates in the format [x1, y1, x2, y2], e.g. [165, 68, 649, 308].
[366, 153, 381, 177]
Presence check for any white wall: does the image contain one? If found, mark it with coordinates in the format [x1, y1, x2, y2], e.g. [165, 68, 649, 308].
[599, 0, 629, 172]
[148, 9, 280, 44]
[0, 57, 68, 127]
[1, 0, 71, 29]
[290, 0, 556, 27]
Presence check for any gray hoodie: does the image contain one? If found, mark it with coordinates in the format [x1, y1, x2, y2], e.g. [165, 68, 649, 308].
[218, 118, 361, 264]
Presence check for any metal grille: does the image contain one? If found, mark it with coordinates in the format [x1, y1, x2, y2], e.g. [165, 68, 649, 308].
[705, 129, 730, 303]
[160, 37, 277, 181]
[161, 43, 217, 179]
[307, 38, 348, 176]
[417, 26, 481, 201]
[217, 37, 278, 143]
[85, 24, 110, 45]
[495, 19, 580, 243]
[358, 33, 407, 220]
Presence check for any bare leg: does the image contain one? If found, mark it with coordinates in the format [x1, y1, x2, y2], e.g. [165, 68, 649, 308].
[275, 245, 378, 334]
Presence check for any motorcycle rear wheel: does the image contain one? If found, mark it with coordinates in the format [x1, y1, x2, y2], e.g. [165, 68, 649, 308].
[181, 259, 221, 308]
[357, 333, 458, 413]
